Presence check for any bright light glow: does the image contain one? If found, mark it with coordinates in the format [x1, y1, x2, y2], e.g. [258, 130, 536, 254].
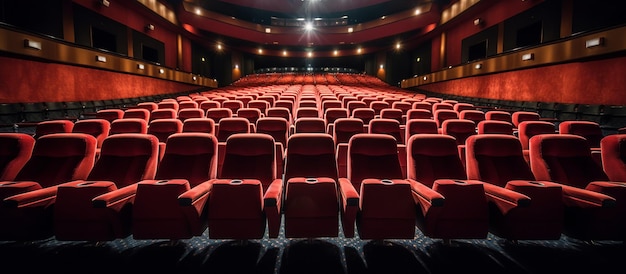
[333, 50, 338, 56]
[283, 50, 288, 56]
[357, 48, 362, 54]
[195, 8, 202, 15]
[304, 22, 314, 31]
[381, 16, 386, 20]
[415, 9, 421, 15]
[258, 49, 263, 54]
[396, 43, 401, 49]
[234, 64, 239, 69]
[307, 52, 313, 57]
[265, 28, 271, 33]
[348, 27, 353, 33]
[217, 44, 222, 50]
[379, 64, 384, 69]
[201, 57, 205, 62]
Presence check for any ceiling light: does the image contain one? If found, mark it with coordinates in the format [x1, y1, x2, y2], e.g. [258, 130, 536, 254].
[304, 22, 314, 31]
[381, 16, 386, 20]
[348, 27, 353, 33]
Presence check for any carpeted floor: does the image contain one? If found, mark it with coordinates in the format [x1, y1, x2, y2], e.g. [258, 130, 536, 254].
[1, 224, 624, 274]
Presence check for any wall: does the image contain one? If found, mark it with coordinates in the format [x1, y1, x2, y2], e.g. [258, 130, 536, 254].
[0, 56, 199, 103]
[418, 55, 626, 106]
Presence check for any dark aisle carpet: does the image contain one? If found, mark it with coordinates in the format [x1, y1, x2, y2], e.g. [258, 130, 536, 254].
[1, 227, 624, 274]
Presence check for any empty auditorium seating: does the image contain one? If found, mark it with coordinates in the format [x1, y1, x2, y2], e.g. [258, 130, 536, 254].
[517, 121, 556, 163]
[352, 108, 376, 128]
[295, 107, 319, 119]
[465, 134, 564, 241]
[559, 120, 604, 165]
[157, 101, 179, 112]
[178, 100, 199, 110]
[199, 100, 220, 111]
[485, 110, 513, 123]
[216, 117, 250, 143]
[341, 134, 415, 240]
[380, 109, 404, 124]
[333, 118, 365, 178]
[293, 117, 326, 134]
[136, 102, 158, 112]
[369, 118, 403, 144]
[178, 108, 205, 122]
[150, 108, 177, 122]
[33, 119, 74, 139]
[0, 133, 35, 181]
[266, 107, 292, 124]
[222, 100, 244, 114]
[206, 108, 233, 124]
[477, 120, 514, 135]
[529, 134, 624, 240]
[72, 119, 110, 157]
[406, 109, 433, 120]
[407, 134, 489, 241]
[256, 117, 289, 149]
[459, 110, 486, 125]
[601, 134, 626, 181]
[0, 133, 97, 240]
[433, 109, 458, 129]
[248, 100, 271, 115]
[208, 133, 282, 239]
[512, 111, 541, 128]
[237, 108, 263, 125]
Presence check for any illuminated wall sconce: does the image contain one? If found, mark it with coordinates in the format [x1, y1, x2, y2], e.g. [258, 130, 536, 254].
[234, 64, 239, 69]
[474, 63, 482, 69]
[137, 64, 145, 70]
[521, 53, 534, 61]
[585, 37, 604, 48]
[473, 18, 484, 26]
[192, 76, 197, 81]
[145, 24, 155, 31]
[265, 28, 271, 33]
[348, 27, 353, 33]
[23, 39, 42, 50]
[159, 68, 165, 74]
[96, 55, 107, 63]
[100, 0, 110, 7]
[379, 64, 384, 69]
[423, 76, 428, 80]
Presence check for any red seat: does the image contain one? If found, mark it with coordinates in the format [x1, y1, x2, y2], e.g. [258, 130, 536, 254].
[95, 109, 124, 123]
[369, 101, 390, 117]
[295, 107, 319, 119]
[324, 108, 349, 134]
[206, 108, 233, 124]
[347, 101, 368, 115]
[0, 133, 97, 240]
[157, 101, 179, 112]
[333, 118, 365, 179]
[150, 109, 177, 122]
[559, 120, 604, 165]
[406, 109, 433, 120]
[216, 117, 250, 143]
[208, 133, 282, 239]
[341, 134, 415, 240]
[512, 111, 541, 128]
[72, 119, 110, 157]
[49, 133, 159, 241]
[601, 134, 626, 181]
[477, 120, 514, 135]
[0, 133, 35, 181]
[405, 119, 439, 142]
[199, 100, 220, 112]
[529, 134, 624, 241]
[237, 108, 263, 125]
[485, 110, 512, 123]
[282, 134, 357, 238]
[407, 134, 489, 241]
[178, 108, 205, 122]
[33, 120, 74, 139]
[131, 133, 218, 240]
[110, 118, 147, 135]
[433, 109, 458, 129]
[256, 117, 289, 149]
[266, 107, 292, 125]
[459, 110, 485, 125]
[293, 117, 326, 134]
[123, 108, 150, 122]
[222, 100, 244, 114]
[248, 100, 271, 115]
[178, 100, 198, 110]
[182, 117, 215, 134]
[466, 134, 564, 241]
[517, 121, 556, 163]
[453, 103, 475, 113]
[136, 102, 158, 112]
[380, 109, 404, 124]
[369, 119, 403, 144]
[352, 108, 376, 128]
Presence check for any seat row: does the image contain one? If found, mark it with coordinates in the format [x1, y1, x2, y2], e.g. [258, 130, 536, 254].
[1, 130, 625, 243]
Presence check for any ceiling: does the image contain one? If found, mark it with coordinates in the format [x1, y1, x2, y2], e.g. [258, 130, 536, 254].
[172, 0, 447, 56]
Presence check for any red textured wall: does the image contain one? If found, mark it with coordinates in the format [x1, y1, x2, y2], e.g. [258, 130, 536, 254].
[419, 56, 626, 106]
[0, 56, 200, 103]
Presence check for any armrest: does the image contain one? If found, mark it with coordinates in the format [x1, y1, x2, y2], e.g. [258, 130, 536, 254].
[3, 180, 85, 208]
[338, 178, 359, 238]
[481, 181, 531, 214]
[406, 179, 444, 215]
[585, 181, 626, 208]
[179, 180, 214, 207]
[263, 179, 283, 238]
[92, 183, 139, 211]
[541, 182, 616, 208]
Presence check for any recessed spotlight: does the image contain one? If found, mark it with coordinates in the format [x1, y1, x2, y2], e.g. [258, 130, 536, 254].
[258, 49, 263, 54]
[348, 27, 353, 33]
[283, 50, 288, 56]
[304, 22, 314, 31]
[265, 28, 271, 33]
[357, 48, 362, 54]
[333, 50, 338, 56]
[307, 52, 313, 57]
[415, 9, 421, 15]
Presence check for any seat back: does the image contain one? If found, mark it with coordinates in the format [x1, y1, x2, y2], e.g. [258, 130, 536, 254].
[157, 101, 179, 112]
[149, 109, 177, 122]
[485, 110, 512, 123]
[206, 108, 233, 124]
[347, 133, 404, 192]
[459, 110, 485, 124]
[266, 107, 292, 124]
[380, 109, 404, 124]
[406, 109, 433, 120]
[284, 133, 338, 181]
[559, 121, 603, 148]
[441, 119, 476, 146]
[466, 134, 535, 187]
[220, 133, 276, 191]
[512, 111, 541, 128]
[294, 117, 326, 134]
[14, 133, 96, 188]
[109, 118, 148, 135]
[333, 118, 364, 145]
[477, 120, 514, 135]
[347, 101, 367, 115]
[295, 107, 319, 119]
[222, 100, 244, 114]
[368, 119, 403, 144]
[33, 120, 74, 139]
[517, 121, 555, 150]
[95, 109, 124, 123]
[136, 102, 158, 112]
[529, 134, 608, 188]
[123, 108, 150, 122]
[87, 133, 159, 187]
[256, 117, 289, 148]
[178, 108, 204, 122]
[370, 101, 390, 116]
[407, 134, 466, 187]
[72, 119, 110, 149]
[199, 100, 220, 112]
[148, 118, 183, 143]
[601, 134, 626, 181]
[216, 117, 250, 142]
[178, 100, 198, 110]
[248, 100, 271, 114]
[237, 108, 263, 124]
[0, 133, 35, 181]
[351, 108, 376, 126]
[453, 103, 475, 113]
[182, 117, 215, 134]
[434, 109, 458, 128]
[156, 133, 218, 186]
[324, 108, 349, 125]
